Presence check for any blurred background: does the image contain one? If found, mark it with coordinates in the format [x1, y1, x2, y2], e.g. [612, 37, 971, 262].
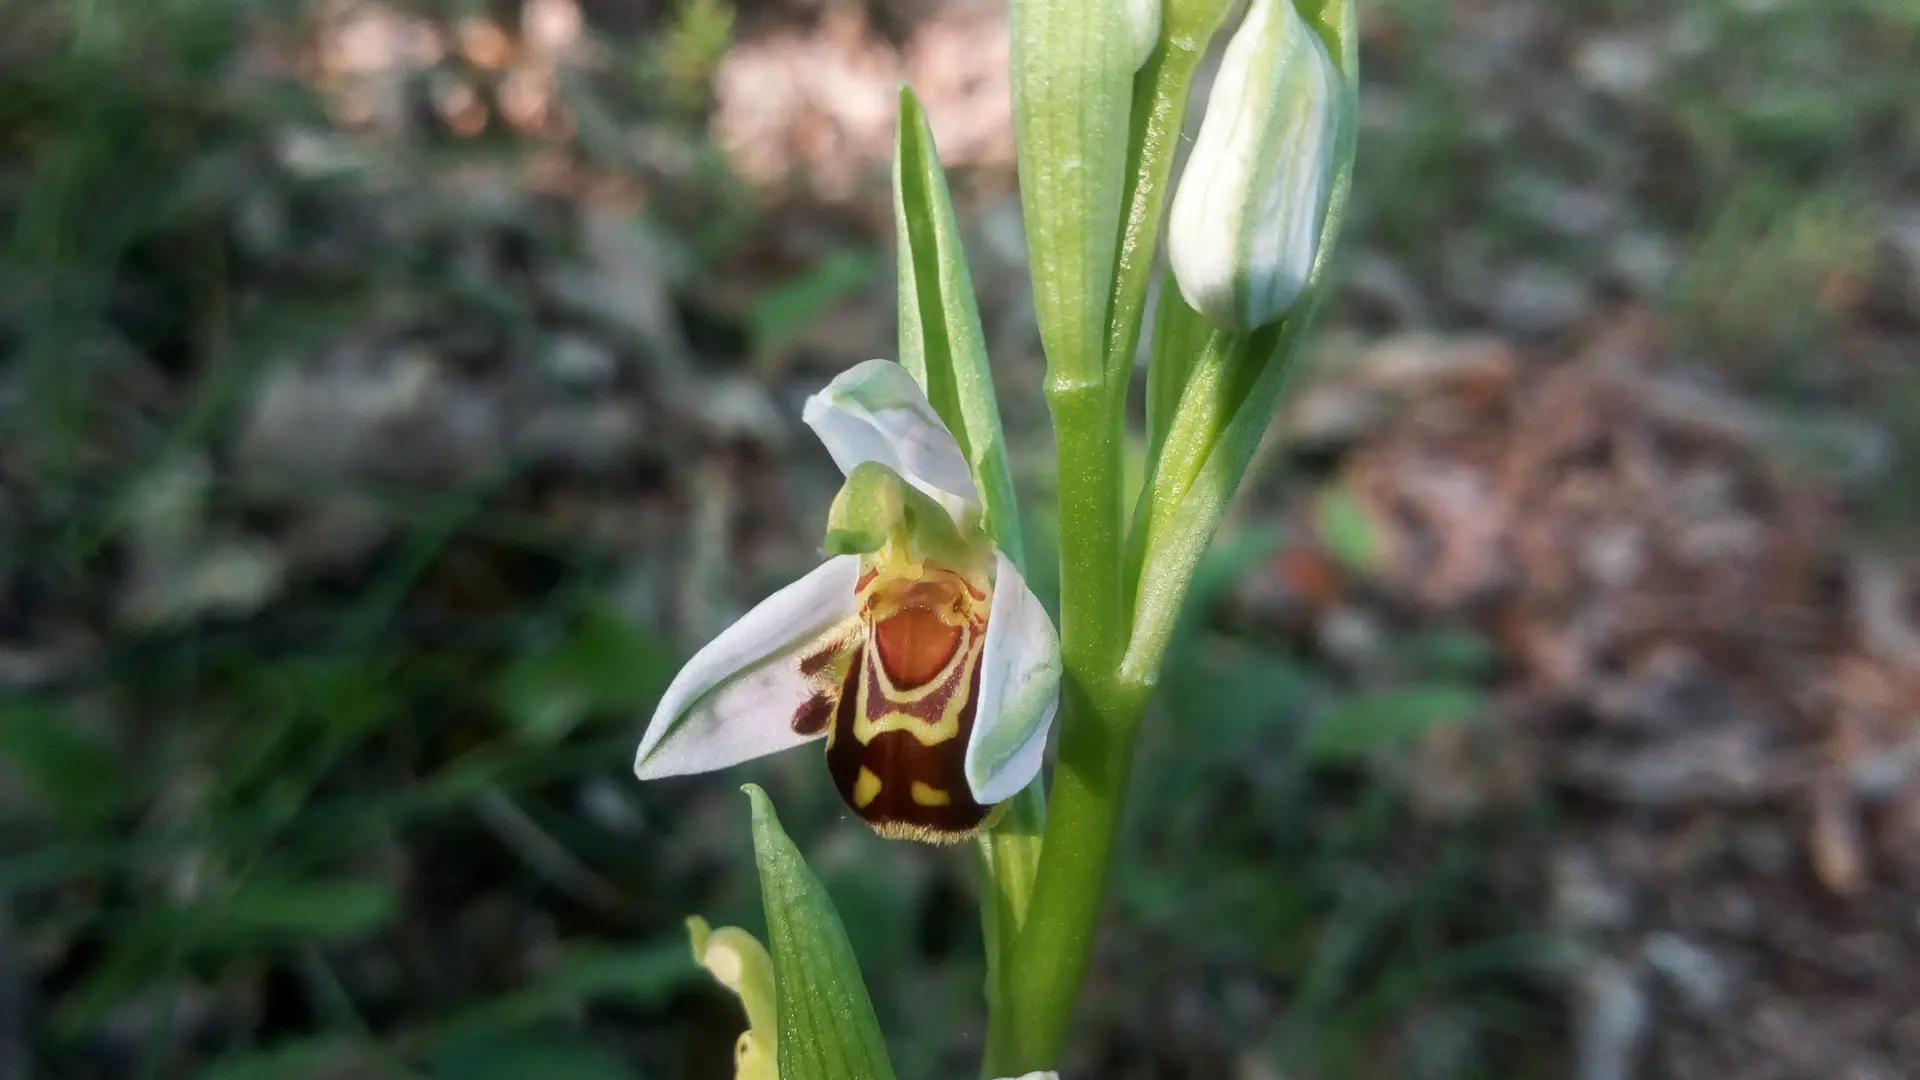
[2, 0, 1918, 1077]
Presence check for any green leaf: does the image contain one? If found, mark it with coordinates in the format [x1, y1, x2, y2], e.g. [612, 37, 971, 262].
[744, 784, 897, 1080]
[751, 249, 878, 359]
[1010, 0, 1137, 390]
[191, 878, 400, 943]
[894, 86, 1025, 568]
[1401, 631, 1497, 680]
[1315, 484, 1384, 572]
[1300, 686, 1481, 762]
[494, 602, 677, 745]
[197, 1035, 370, 1080]
[0, 700, 125, 824]
[431, 1032, 637, 1080]
[974, 784, 1044, 1044]
[422, 940, 696, 1050]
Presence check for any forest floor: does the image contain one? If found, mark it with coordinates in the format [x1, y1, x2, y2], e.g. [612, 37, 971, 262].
[3, 1, 1918, 1078]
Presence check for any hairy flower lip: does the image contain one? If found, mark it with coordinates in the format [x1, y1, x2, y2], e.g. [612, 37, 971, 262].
[634, 360, 1061, 839]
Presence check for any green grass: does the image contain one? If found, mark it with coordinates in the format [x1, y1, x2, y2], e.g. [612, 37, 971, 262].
[4, 0, 1918, 1076]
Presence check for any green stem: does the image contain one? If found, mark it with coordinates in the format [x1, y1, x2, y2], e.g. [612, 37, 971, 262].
[1103, 42, 1207, 385]
[976, 782, 1045, 1077]
[1042, 375, 1127, 695]
[979, 366, 1133, 1073]
[980, 23, 1231, 1076]
[990, 672, 1150, 1072]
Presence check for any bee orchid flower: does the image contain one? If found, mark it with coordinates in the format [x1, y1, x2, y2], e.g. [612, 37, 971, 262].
[636, 359, 1061, 843]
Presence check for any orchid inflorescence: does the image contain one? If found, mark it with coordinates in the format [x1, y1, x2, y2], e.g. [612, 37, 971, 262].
[637, 0, 1358, 1075]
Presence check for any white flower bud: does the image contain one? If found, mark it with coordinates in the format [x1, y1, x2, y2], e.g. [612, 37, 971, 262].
[1129, 0, 1162, 69]
[1167, 0, 1343, 331]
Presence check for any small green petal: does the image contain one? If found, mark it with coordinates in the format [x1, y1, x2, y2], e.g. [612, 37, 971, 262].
[826, 461, 979, 568]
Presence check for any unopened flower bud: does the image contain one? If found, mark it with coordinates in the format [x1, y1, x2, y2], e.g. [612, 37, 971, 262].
[1167, 0, 1343, 331]
[1129, 0, 1162, 69]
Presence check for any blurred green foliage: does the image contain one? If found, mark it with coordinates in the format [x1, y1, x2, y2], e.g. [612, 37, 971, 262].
[1, 0, 1914, 1076]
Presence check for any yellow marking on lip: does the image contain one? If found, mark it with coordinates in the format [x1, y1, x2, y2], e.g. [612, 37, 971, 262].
[852, 625, 983, 746]
[910, 782, 951, 807]
[852, 767, 883, 809]
[856, 707, 962, 746]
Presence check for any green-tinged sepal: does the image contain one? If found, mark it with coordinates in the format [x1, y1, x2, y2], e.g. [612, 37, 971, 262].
[1011, 0, 1136, 389]
[744, 785, 899, 1080]
[1166, 0, 1351, 332]
[893, 87, 1026, 568]
[688, 917, 779, 1080]
[826, 461, 977, 568]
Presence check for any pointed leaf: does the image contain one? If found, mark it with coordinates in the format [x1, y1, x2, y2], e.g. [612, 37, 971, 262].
[1011, 0, 1137, 390]
[1107, 0, 1233, 397]
[894, 87, 1025, 567]
[744, 785, 898, 1080]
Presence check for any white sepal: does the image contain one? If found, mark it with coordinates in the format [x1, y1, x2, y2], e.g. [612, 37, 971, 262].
[1166, 0, 1342, 331]
[802, 359, 981, 523]
[964, 550, 1062, 805]
[635, 556, 861, 780]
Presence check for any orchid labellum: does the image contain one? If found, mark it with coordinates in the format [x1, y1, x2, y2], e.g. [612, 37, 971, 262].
[636, 360, 1062, 843]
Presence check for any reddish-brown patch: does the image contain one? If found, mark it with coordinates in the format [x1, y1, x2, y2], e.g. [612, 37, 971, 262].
[790, 691, 835, 736]
[872, 605, 962, 690]
[799, 635, 850, 678]
[825, 658, 989, 841]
